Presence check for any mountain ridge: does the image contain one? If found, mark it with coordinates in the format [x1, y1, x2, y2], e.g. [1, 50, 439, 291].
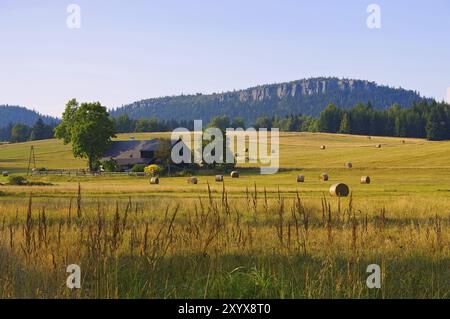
[0, 105, 59, 128]
[1, 78, 431, 127]
[110, 77, 429, 123]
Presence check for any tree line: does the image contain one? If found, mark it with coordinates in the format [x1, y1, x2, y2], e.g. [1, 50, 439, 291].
[0, 118, 56, 143]
[112, 113, 318, 133]
[2, 100, 449, 144]
[112, 100, 450, 141]
[316, 100, 450, 141]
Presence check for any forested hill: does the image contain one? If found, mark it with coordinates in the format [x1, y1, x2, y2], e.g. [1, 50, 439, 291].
[110, 77, 428, 123]
[0, 105, 58, 128]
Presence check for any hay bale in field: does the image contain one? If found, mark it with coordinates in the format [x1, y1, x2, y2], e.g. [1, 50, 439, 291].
[345, 162, 353, 169]
[320, 145, 326, 150]
[297, 175, 305, 183]
[215, 175, 224, 182]
[367, 136, 372, 140]
[329, 183, 350, 197]
[320, 173, 329, 181]
[376, 144, 382, 148]
[360, 176, 371, 184]
[187, 177, 198, 184]
[401, 140, 406, 144]
[230, 171, 239, 178]
[150, 177, 160, 185]
[2, 171, 8, 177]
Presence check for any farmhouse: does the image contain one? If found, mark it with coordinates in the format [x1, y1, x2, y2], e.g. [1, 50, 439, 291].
[101, 139, 160, 168]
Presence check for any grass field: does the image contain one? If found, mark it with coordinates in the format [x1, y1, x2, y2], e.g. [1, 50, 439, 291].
[0, 133, 449, 298]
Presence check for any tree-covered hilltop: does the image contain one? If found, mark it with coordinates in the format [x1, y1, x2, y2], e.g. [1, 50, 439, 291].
[0, 105, 58, 128]
[317, 100, 450, 141]
[110, 77, 428, 123]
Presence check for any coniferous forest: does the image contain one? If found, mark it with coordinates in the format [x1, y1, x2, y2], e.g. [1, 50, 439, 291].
[111, 100, 450, 141]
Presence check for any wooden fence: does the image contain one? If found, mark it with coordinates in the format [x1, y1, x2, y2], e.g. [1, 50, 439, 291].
[31, 170, 147, 177]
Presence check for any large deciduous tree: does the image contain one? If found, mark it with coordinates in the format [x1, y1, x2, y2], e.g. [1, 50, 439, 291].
[55, 99, 116, 171]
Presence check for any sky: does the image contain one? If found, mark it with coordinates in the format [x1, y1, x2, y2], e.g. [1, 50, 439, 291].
[0, 0, 449, 116]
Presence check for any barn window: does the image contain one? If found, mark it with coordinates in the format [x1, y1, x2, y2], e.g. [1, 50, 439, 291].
[140, 150, 154, 159]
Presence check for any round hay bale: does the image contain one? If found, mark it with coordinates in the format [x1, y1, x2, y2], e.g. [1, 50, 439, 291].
[345, 162, 353, 169]
[401, 140, 406, 144]
[367, 136, 372, 140]
[150, 177, 160, 185]
[320, 145, 326, 150]
[2, 171, 9, 177]
[376, 144, 382, 148]
[215, 175, 224, 182]
[297, 175, 305, 183]
[320, 173, 329, 181]
[360, 176, 371, 184]
[329, 183, 350, 197]
[230, 171, 239, 178]
[187, 177, 198, 184]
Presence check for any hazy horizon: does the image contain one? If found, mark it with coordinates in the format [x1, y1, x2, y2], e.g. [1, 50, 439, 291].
[1, 0, 449, 116]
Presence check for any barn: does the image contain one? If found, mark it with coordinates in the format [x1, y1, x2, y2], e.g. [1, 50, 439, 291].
[101, 139, 160, 168]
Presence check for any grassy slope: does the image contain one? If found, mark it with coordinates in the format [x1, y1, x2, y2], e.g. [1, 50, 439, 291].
[2, 132, 450, 171]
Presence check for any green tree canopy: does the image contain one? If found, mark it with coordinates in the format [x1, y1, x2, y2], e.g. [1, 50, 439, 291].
[339, 113, 350, 134]
[30, 118, 54, 141]
[55, 99, 116, 171]
[208, 115, 230, 131]
[231, 117, 245, 129]
[318, 104, 342, 133]
[10, 123, 30, 143]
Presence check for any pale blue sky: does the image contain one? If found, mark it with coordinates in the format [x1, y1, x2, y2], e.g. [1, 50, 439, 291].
[0, 0, 449, 116]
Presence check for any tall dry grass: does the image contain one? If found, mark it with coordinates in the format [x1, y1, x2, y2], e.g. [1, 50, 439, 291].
[0, 184, 448, 299]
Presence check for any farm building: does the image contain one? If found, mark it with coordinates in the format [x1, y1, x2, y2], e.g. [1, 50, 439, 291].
[101, 139, 160, 168]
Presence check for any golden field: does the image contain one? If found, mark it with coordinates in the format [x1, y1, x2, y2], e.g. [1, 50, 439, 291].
[0, 132, 448, 298]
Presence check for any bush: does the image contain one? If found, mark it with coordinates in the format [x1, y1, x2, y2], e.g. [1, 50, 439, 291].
[131, 164, 146, 173]
[8, 176, 28, 185]
[144, 164, 161, 176]
[102, 159, 121, 172]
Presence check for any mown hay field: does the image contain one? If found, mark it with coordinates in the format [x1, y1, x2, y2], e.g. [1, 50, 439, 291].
[0, 133, 449, 298]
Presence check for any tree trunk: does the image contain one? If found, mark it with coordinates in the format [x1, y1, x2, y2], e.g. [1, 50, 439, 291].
[88, 157, 93, 172]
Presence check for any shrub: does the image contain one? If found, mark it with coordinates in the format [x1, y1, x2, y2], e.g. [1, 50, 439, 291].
[144, 164, 161, 176]
[102, 159, 121, 172]
[8, 176, 28, 185]
[131, 164, 146, 173]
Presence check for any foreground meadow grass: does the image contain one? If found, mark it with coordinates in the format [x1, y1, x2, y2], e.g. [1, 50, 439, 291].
[0, 186, 448, 298]
[0, 133, 449, 298]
